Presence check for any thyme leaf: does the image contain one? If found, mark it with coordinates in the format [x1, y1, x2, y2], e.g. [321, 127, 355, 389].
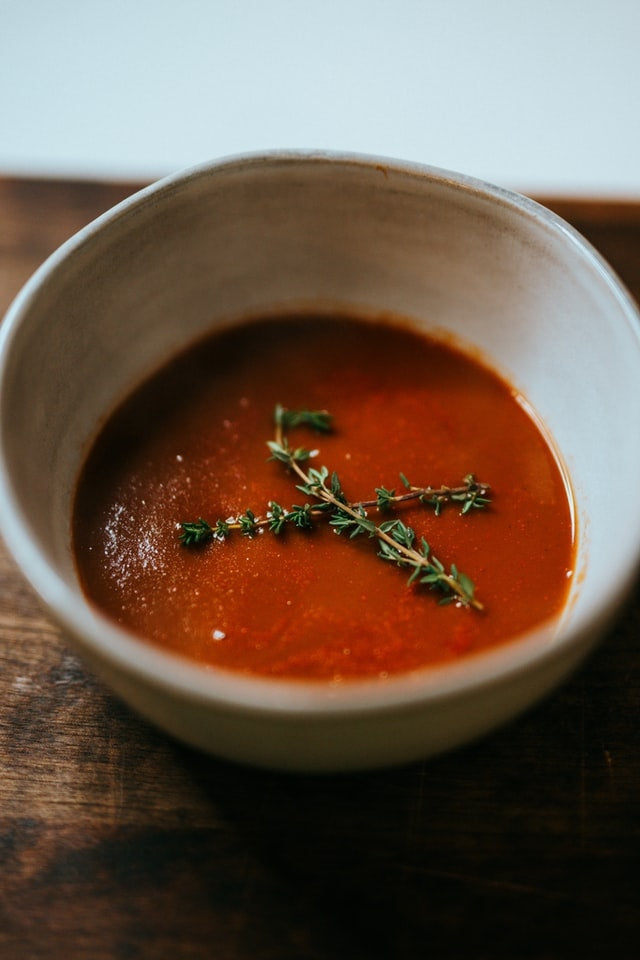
[179, 518, 214, 547]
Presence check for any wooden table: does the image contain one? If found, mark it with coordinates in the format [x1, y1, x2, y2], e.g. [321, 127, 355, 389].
[1, 177, 638, 960]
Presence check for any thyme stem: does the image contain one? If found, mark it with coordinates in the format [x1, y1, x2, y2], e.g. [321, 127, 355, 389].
[189, 478, 489, 536]
[271, 415, 484, 610]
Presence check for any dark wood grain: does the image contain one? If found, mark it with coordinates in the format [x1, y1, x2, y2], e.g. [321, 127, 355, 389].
[1, 177, 639, 960]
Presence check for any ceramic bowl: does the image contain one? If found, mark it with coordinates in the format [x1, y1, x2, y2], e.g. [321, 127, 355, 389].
[1, 152, 639, 772]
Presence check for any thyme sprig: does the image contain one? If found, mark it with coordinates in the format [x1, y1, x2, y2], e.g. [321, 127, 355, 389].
[179, 405, 490, 610]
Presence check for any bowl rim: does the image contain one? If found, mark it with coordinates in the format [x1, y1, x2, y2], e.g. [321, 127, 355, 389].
[1, 148, 640, 719]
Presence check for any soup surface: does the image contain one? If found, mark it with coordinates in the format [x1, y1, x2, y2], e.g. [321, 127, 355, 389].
[73, 315, 575, 680]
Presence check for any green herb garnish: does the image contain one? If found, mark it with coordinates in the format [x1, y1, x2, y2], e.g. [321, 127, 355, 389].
[179, 405, 490, 610]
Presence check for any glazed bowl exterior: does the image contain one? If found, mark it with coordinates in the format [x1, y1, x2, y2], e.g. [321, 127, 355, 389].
[1, 152, 639, 772]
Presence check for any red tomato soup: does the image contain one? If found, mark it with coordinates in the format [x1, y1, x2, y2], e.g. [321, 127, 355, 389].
[73, 315, 575, 681]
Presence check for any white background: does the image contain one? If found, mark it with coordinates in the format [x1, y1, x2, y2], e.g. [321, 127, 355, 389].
[1, 0, 639, 196]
